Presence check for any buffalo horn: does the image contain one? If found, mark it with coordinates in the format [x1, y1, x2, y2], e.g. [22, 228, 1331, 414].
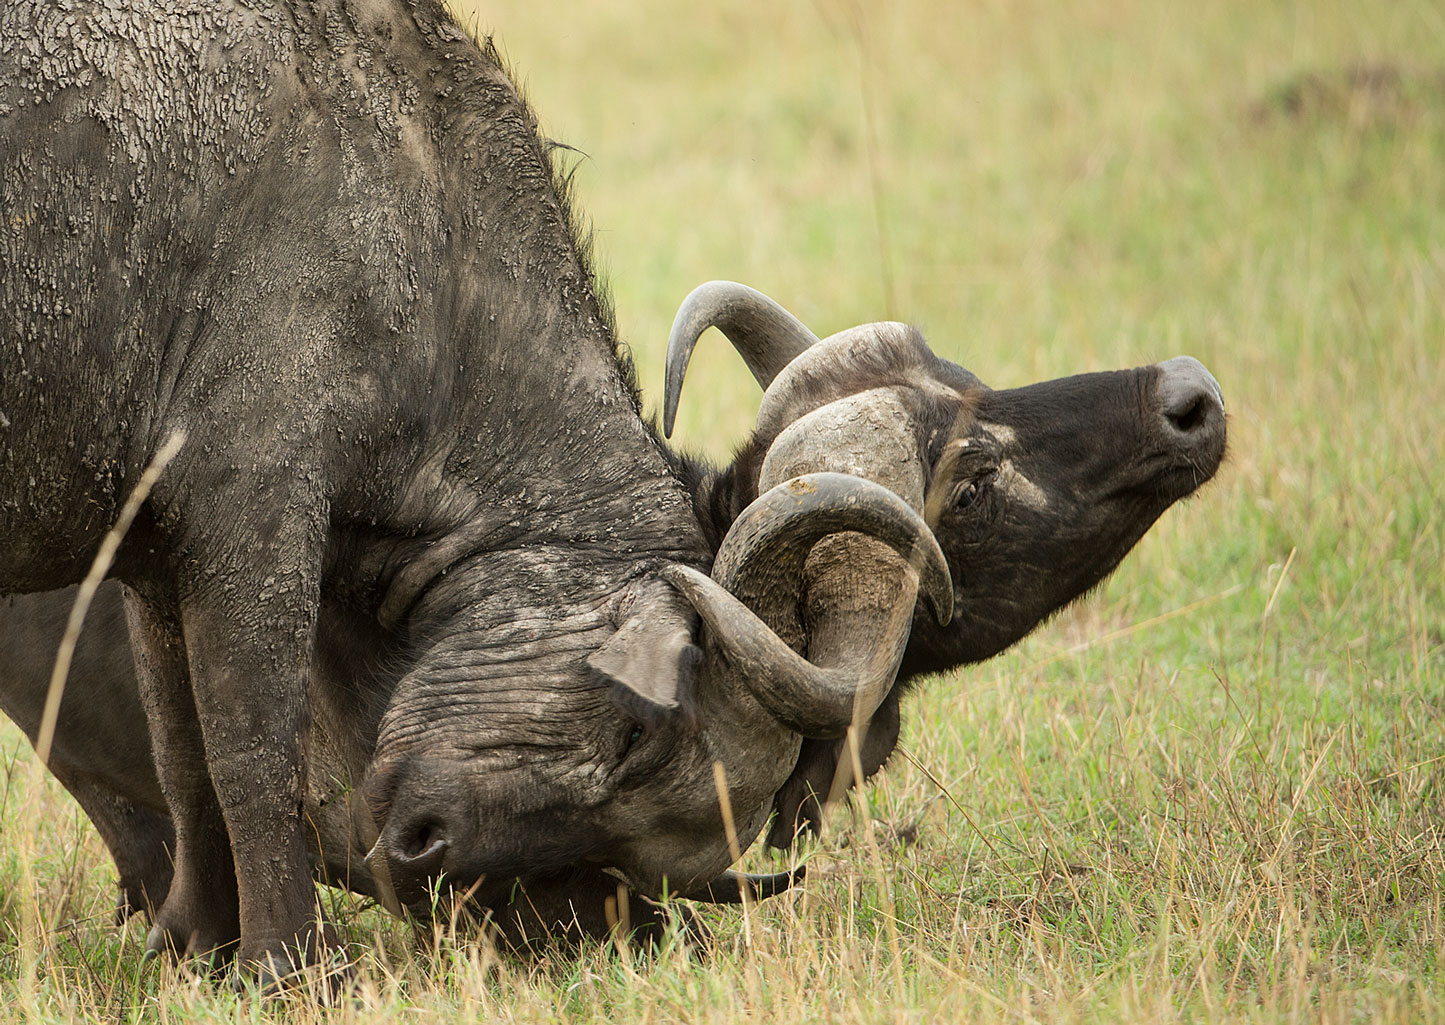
[665, 472, 952, 738]
[752, 321, 929, 441]
[679, 867, 804, 904]
[662, 281, 819, 437]
[712, 473, 952, 628]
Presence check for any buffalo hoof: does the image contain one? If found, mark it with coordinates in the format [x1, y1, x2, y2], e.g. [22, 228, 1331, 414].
[115, 863, 172, 927]
[143, 906, 241, 969]
[230, 928, 352, 1001]
[141, 930, 237, 978]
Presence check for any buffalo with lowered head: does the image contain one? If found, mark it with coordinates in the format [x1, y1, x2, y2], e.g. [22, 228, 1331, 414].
[1, 0, 950, 977]
[1, 279, 1226, 946]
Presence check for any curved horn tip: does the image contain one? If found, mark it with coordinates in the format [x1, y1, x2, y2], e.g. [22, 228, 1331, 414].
[661, 370, 680, 438]
[684, 473, 954, 738]
[663, 281, 820, 438]
[679, 867, 804, 904]
[928, 576, 954, 627]
[662, 281, 744, 441]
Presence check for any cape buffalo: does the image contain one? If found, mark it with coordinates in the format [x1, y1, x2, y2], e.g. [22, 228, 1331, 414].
[664, 282, 1226, 842]
[1, 0, 951, 976]
[0, 281, 1226, 945]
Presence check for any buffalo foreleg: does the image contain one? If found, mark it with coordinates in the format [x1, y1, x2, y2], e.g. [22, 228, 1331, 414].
[164, 506, 333, 982]
[125, 592, 241, 962]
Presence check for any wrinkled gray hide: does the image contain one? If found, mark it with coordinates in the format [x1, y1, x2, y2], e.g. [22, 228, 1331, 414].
[0, 1, 950, 973]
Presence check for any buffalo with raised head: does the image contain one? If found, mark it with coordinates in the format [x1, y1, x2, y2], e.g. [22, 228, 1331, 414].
[663, 282, 1226, 842]
[0, 0, 948, 977]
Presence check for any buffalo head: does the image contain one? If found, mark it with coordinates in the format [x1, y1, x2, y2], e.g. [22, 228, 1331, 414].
[664, 281, 1226, 842]
[359, 470, 952, 911]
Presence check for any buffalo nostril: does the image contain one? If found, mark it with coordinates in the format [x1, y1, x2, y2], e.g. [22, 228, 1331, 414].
[1155, 356, 1224, 438]
[396, 820, 450, 872]
[1168, 395, 1208, 434]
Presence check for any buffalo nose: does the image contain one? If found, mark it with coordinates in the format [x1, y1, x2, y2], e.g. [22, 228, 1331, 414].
[372, 814, 451, 896]
[1156, 356, 1225, 440]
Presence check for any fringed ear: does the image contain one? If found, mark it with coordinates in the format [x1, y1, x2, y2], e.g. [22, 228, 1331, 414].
[587, 583, 699, 717]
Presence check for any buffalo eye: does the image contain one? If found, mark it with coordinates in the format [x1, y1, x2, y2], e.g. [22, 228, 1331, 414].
[952, 468, 996, 510]
[620, 723, 644, 759]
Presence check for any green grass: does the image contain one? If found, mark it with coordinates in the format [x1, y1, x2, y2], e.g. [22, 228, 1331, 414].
[3, 0, 1443, 1020]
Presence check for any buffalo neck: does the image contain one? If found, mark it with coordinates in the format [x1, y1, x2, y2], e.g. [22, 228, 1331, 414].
[296, 7, 712, 629]
[667, 440, 771, 556]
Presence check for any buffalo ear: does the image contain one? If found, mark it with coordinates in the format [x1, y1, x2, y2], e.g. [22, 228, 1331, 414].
[587, 586, 699, 713]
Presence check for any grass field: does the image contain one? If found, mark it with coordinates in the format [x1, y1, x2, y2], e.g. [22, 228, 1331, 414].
[3, 0, 1443, 1020]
